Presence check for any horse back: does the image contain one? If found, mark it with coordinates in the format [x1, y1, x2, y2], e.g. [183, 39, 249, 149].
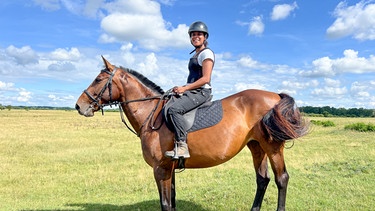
[184, 89, 281, 167]
[222, 89, 281, 120]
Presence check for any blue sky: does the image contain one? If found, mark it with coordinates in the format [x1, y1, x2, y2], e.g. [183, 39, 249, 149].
[1, 0, 375, 108]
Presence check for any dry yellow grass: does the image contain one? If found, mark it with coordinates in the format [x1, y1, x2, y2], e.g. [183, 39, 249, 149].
[0, 110, 374, 210]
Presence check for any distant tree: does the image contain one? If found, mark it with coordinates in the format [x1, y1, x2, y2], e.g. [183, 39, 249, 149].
[300, 106, 374, 117]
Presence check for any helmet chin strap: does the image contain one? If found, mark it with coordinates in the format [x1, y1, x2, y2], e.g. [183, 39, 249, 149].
[189, 44, 205, 54]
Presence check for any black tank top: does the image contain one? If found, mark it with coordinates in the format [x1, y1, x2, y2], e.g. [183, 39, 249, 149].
[187, 48, 211, 84]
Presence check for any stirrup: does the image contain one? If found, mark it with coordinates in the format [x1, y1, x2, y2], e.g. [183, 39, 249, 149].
[164, 141, 190, 159]
[172, 141, 179, 160]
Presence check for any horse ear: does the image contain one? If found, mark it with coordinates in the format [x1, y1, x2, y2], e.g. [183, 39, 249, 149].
[101, 55, 114, 70]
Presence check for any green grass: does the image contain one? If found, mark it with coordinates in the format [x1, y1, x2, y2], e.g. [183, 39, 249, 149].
[1, 111, 374, 210]
[310, 119, 335, 127]
[344, 122, 375, 132]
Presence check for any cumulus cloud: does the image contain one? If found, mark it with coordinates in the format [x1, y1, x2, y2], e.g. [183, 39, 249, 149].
[327, 1, 375, 40]
[350, 81, 373, 98]
[5, 45, 39, 65]
[48, 61, 76, 72]
[237, 56, 259, 69]
[300, 49, 375, 77]
[0, 81, 15, 91]
[0, 81, 33, 104]
[17, 89, 32, 102]
[248, 16, 264, 36]
[137, 53, 159, 75]
[311, 86, 348, 98]
[234, 82, 266, 92]
[278, 80, 319, 95]
[99, 0, 189, 50]
[271, 2, 298, 21]
[50, 48, 81, 61]
[48, 94, 75, 102]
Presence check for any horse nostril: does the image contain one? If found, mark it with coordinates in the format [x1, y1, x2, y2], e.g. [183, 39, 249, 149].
[75, 104, 80, 111]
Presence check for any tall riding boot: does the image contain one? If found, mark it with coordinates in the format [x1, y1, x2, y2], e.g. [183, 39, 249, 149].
[165, 140, 190, 159]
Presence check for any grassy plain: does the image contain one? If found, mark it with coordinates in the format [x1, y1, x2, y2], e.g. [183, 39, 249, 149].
[0, 110, 374, 210]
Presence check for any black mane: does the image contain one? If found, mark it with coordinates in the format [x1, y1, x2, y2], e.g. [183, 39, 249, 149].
[120, 67, 165, 95]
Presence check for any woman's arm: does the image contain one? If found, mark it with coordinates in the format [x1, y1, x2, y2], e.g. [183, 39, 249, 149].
[173, 58, 213, 94]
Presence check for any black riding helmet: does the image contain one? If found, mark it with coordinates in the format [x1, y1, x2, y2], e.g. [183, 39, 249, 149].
[188, 21, 209, 38]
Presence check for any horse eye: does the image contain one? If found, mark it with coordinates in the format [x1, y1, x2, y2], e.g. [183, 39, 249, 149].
[95, 77, 102, 83]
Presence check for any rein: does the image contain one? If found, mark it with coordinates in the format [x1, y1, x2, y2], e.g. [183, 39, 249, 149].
[83, 67, 171, 137]
[116, 95, 166, 137]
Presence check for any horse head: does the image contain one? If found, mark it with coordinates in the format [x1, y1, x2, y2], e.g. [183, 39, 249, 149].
[75, 56, 122, 117]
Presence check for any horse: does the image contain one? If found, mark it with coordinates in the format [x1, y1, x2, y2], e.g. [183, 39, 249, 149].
[75, 56, 309, 211]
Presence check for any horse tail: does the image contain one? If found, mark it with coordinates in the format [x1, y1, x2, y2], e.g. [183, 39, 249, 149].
[260, 93, 309, 142]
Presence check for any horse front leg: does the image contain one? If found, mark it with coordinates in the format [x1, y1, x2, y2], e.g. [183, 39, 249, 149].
[268, 147, 289, 211]
[248, 140, 270, 211]
[154, 165, 176, 211]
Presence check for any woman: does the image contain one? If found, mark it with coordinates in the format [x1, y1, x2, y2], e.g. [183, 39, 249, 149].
[165, 21, 215, 159]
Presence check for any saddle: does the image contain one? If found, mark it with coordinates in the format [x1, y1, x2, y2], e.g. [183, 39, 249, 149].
[163, 95, 223, 133]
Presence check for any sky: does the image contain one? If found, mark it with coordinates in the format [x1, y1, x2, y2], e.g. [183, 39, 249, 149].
[1, 0, 375, 109]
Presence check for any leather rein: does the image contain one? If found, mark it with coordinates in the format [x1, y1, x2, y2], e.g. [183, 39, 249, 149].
[82, 67, 169, 137]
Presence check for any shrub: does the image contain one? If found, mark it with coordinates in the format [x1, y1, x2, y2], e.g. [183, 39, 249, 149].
[311, 120, 335, 127]
[344, 122, 375, 132]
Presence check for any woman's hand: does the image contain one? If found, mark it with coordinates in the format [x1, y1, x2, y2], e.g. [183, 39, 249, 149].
[173, 86, 187, 95]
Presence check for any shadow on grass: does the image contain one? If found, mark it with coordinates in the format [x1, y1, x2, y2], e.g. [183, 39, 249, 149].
[26, 200, 211, 211]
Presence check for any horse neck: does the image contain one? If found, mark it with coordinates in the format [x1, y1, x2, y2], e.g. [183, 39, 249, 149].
[118, 77, 160, 134]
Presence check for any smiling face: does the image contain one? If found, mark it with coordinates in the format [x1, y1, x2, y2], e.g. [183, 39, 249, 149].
[190, 31, 206, 49]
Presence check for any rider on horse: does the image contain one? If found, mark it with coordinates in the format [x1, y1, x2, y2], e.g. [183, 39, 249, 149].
[165, 21, 215, 159]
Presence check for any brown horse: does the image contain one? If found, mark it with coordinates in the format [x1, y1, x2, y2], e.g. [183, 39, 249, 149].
[75, 57, 308, 211]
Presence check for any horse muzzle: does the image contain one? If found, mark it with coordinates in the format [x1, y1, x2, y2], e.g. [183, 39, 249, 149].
[75, 103, 95, 117]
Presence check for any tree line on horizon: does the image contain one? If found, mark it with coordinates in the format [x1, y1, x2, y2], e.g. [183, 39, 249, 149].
[0, 104, 374, 117]
[300, 106, 374, 117]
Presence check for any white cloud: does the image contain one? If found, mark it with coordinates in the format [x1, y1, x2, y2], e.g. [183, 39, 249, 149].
[48, 61, 76, 72]
[34, 0, 105, 18]
[49, 94, 75, 101]
[100, 0, 189, 50]
[248, 16, 264, 36]
[324, 78, 341, 87]
[327, 1, 375, 40]
[237, 56, 259, 69]
[0, 81, 33, 104]
[0, 81, 15, 91]
[17, 89, 32, 102]
[50, 48, 81, 61]
[137, 53, 159, 75]
[33, 0, 61, 11]
[311, 86, 348, 97]
[234, 82, 266, 92]
[278, 80, 319, 95]
[5, 45, 39, 65]
[350, 81, 373, 99]
[271, 2, 298, 21]
[299, 49, 375, 77]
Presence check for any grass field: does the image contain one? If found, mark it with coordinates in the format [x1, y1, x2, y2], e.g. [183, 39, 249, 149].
[0, 110, 374, 211]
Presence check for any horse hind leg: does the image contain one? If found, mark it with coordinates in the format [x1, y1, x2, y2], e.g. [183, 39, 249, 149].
[269, 149, 289, 211]
[247, 140, 270, 211]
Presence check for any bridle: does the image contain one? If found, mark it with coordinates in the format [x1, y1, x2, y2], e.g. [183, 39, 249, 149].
[82, 67, 169, 137]
[83, 68, 118, 111]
